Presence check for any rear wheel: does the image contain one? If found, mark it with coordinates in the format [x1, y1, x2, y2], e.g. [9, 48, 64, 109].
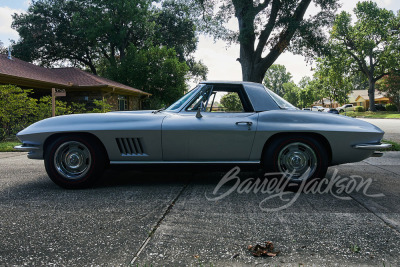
[263, 135, 329, 183]
[44, 135, 106, 189]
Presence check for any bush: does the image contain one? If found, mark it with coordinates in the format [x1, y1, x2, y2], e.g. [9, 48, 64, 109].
[0, 85, 38, 140]
[385, 103, 398, 111]
[355, 106, 364, 112]
[0, 85, 113, 140]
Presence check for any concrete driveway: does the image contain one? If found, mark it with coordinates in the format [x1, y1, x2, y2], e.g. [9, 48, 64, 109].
[359, 118, 400, 143]
[0, 152, 399, 266]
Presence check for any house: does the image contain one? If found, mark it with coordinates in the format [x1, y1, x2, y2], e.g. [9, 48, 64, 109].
[313, 90, 391, 109]
[0, 54, 150, 111]
[313, 98, 339, 108]
[349, 90, 390, 110]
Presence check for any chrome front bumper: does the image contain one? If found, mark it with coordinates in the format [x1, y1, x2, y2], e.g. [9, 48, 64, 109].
[353, 143, 391, 157]
[14, 145, 40, 152]
[353, 143, 392, 150]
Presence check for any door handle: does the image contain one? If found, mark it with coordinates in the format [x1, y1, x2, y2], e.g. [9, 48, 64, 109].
[235, 121, 252, 126]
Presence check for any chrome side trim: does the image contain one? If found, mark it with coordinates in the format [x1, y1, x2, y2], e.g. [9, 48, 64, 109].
[353, 143, 391, 150]
[110, 160, 260, 165]
[14, 145, 40, 152]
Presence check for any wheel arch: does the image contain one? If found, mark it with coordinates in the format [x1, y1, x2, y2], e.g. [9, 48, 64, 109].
[261, 132, 332, 166]
[43, 132, 110, 163]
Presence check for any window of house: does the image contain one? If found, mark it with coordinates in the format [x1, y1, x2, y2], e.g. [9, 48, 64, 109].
[118, 95, 128, 111]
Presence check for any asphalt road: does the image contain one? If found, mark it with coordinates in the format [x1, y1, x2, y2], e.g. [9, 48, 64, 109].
[0, 152, 400, 266]
[360, 118, 400, 143]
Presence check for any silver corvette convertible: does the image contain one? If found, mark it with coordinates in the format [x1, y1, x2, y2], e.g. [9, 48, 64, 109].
[15, 81, 390, 188]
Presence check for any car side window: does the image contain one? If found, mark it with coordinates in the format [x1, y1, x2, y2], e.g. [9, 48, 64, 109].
[186, 86, 213, 111]
[185, 85, 253, 113]
[208, 91, 244, 112]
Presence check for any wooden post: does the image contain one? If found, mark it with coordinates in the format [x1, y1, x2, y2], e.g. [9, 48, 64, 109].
[51, 88, 56, 117]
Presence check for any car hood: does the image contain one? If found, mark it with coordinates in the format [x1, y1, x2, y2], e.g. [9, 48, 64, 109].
[17, 111, 166, 136]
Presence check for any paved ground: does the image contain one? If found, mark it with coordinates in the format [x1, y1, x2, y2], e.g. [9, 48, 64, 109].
[0, 152, 400, 266]
[360, 118, 400, 143]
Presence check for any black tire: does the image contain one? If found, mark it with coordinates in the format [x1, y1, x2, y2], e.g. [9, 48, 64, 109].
[44, 135, 107, 189]
[263, 135, 329, 183]
[339, 109, 344, 113]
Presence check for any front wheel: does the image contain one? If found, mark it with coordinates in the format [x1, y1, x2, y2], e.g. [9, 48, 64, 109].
[44, 135, 107, 189]
[263, 135, 329, 183]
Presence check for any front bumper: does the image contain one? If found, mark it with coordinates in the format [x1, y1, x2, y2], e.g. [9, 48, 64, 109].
[353, 143, 391, 158]
[353, 143, 392, 150]
[14, 145, 40, 152]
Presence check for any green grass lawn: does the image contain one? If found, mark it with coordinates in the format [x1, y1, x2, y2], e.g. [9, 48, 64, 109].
[345, 111, 400, 119]
[382, 140, 400, 151]
[0, 141, 22, 152]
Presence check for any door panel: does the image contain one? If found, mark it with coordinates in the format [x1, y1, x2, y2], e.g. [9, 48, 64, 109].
[162, 112, 259, 161]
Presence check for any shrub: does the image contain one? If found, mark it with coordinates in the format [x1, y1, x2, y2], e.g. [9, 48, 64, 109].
[355, 106, 364, 112]
[0, 85, 38, 140]
[0, 84, 117, 140]
[91, 99, 112, 113]
[385, 103, 398, 111]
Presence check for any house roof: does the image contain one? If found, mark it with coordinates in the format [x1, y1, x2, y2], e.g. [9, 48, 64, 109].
[0, 54, 150, 96]
[349, 89, 386, 102]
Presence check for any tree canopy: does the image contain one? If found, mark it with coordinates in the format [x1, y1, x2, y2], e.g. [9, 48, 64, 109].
[189, 0, 339, 83]
[105, 45, 189, 109]
[0, 41, 7, 55]
[263, 64, 292, 96]
[329, 1, 400, 111]
[376, 74, 400, 111]
[311, 55, 352, 107]
[11, 0, 206, 79]
[11, 0, 207, 108]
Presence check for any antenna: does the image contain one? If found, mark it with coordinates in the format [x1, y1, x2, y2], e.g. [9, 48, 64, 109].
[7, 46, 13, 60]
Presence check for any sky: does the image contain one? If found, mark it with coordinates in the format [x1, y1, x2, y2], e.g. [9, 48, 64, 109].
[1, 0, 399, 84]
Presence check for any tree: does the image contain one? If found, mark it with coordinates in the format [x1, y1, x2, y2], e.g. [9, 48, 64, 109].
[11, 0, 205, 79]
[313, 56, 352, 106]
[105, 45, 189, 109]
[298, 85, 315, 108]
[350, 72, 369, 91]
[329, 1, 400, 111]
[190, 0, 339, 82]
[376, 74, 400, 111]
[282, 82, 300, 107]
[296, 76, 316, 108]
[263, 64, 292, 96]
[220, 93, 243, 112]
[0, 40, 7, 55]
[298, 76, 311, 90]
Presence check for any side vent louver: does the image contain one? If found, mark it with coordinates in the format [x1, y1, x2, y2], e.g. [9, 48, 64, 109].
[116, 138, 147, 156]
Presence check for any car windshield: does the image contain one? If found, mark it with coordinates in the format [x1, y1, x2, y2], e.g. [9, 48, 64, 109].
[166, 85, 203, 111]
[264, 87, 297, 110]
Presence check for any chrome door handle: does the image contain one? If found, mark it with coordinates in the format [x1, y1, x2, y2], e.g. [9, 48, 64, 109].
[235, 121, 252, 126]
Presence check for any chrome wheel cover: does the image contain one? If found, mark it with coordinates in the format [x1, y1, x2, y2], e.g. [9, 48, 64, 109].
[54, 141, 92, 179]
[277, 142, 317, 181]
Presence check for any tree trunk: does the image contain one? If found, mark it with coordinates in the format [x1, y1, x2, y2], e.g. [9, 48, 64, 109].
[236, 0, 311, 83]
[368, 77, 377, 111]
[88, 63, 97, 75]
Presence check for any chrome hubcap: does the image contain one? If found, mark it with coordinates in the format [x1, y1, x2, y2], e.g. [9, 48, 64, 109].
[277, 142, 317, 181]
[54, 141, 91, 179]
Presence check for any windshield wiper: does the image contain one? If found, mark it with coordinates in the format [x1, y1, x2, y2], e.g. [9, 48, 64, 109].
[152, 108, 165, 114]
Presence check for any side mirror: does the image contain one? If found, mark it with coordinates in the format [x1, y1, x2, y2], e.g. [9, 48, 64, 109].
[196, 101, 204, 118]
